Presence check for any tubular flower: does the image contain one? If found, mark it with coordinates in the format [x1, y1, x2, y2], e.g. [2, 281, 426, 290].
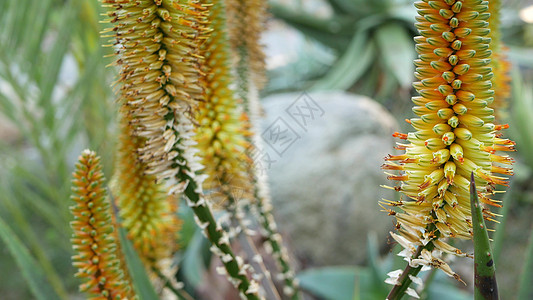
[195, 0, 255, 206]
[102, 0, 209, 185]
[382, 0, 515, 278]
[111, 112, 180, 266]
[70, 150, 135, 300]
[488, 0, 511, 114]
[226, 0, 268, 91]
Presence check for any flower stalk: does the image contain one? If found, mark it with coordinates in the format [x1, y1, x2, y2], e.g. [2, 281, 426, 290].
[252, 184, 301, 300]
[382, 0, 515, 289]
[226, 1, 302, 298]
[101, 1, 261, 298]
[386, 245, 429, 300]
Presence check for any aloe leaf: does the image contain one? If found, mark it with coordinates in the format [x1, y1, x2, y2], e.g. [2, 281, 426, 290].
[269, 2, 352, 51]
[311, 30, 374, 91]
[374, 23, 415, 88]
[181, 229, 209, 288]
[0, 217, 62, 300]
[117, 226, 160, 300]
[325, 0, 359, 15]
[297, 267, 357, 300]
[470, 172, 499, 300]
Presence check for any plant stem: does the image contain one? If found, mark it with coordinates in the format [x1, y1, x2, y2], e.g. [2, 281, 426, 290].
[150, 266, 195, 300]
[254, 190, 302, 300]
[386, 245, 426, 300]
[181, 173, 260, 300]
[227, 199, 282, 300]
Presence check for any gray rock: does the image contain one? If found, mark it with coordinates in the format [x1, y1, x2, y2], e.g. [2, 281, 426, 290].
[259, 91, 398, 265]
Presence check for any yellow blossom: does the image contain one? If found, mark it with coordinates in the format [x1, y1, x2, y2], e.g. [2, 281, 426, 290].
[101, 0, 209, 184]
[382, 0, 515, 275]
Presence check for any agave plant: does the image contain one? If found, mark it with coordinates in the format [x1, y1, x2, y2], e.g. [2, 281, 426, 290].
[269, 0, 418, 103]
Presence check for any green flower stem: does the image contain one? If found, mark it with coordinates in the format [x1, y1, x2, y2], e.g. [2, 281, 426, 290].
[386, 244, 432, 300]
[150, 266, 195, 300]
[226, 196, 281, 300]
[231, 2, 300, 297]
[470, 172, 499, 300]
[180, 173, 260, 300]
[254, 186, 302, 300]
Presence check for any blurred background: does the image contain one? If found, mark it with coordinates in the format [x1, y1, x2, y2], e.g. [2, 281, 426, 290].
[1, 0, 533, 299]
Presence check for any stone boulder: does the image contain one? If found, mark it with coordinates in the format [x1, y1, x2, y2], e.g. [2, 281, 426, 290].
[259, 91, 398, 266]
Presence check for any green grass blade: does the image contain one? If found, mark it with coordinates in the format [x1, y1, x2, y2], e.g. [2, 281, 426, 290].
[470, 172, 499, 300]
[297, 267, 357, 300]
[117, 225, 160, 300]
[0, 217, 63, 300]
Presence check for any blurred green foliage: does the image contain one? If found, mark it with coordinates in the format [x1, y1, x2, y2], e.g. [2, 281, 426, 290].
[269, 0, 417, 104]
[0, 0, 114, 298]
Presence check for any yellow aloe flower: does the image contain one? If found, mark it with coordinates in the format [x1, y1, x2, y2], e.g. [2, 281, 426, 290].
[70, 150, 135, 299]
[488, 0, 512, 114]
[195, 0, 255, 205]
[382, 0, 515, 278]
[111, 111, 180, 267]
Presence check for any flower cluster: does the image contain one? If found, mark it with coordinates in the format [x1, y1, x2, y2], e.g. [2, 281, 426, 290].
[101, 2, 262, 298]
[194, 0, 255, 206]
[102, 0, 209, 187]
[382, 0, 515, 278]
[226, 0, 268, 90]
[112, 113, 180, 266]
[488, 0, 512, 114]
[70, 150, 135, 299]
